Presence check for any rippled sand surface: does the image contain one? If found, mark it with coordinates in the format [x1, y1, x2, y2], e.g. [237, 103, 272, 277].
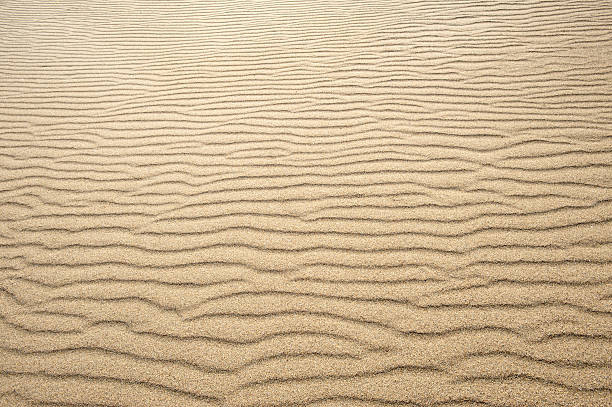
[1, 1, 612, 406]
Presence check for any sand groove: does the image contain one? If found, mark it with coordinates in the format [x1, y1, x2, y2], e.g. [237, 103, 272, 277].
[1, 0, 612, 406]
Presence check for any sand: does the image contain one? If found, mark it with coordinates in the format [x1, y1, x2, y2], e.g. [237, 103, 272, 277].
[1, 0, 611, 406]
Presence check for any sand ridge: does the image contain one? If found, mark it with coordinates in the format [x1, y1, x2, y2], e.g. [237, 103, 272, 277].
[0, 0, 611, 406]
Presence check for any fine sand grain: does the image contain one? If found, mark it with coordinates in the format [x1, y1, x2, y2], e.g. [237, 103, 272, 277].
[1, 0, 612, 406]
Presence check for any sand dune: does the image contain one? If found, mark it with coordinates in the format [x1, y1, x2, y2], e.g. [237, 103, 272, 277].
[1, 0, 611, 406]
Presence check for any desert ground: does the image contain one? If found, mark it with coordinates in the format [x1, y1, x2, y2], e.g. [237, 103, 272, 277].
[1, 0, 611, 406]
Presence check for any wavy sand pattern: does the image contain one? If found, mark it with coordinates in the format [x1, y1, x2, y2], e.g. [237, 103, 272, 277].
[1, 0, 612, 406]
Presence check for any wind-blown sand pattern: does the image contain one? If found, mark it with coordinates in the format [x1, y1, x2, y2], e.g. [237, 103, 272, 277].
[1, 0, 612, 406]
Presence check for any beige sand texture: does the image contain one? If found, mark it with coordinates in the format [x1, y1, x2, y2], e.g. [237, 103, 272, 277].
[1, 0, 612, 406]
